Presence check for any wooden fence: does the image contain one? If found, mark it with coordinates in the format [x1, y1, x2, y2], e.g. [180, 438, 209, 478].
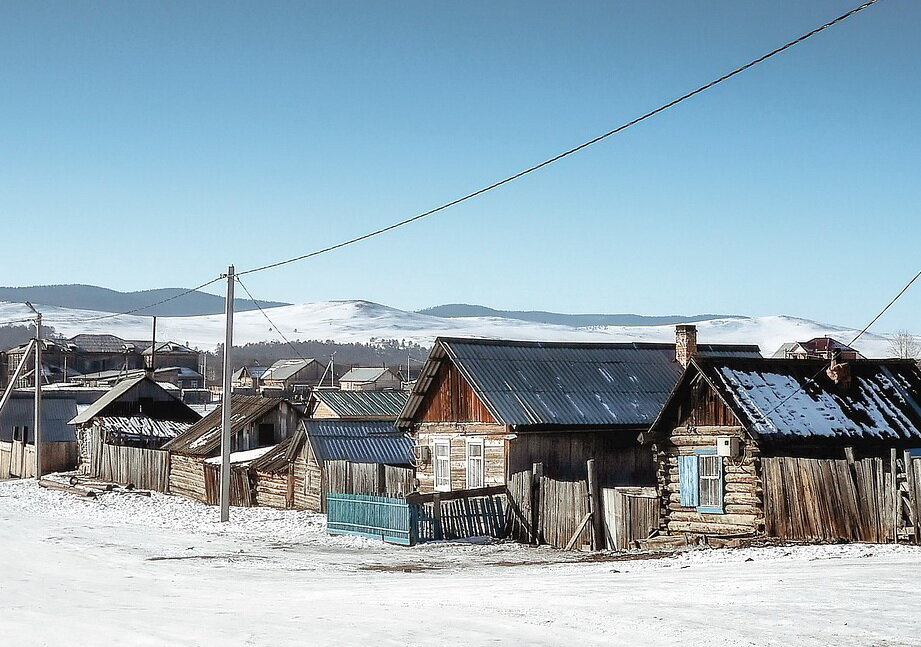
[325, 461, 415, 497]
[0, 440, 76, 479]
[407, 486, 507, 541]
[602, 487, 660, 550]
[90, 434, 170, 492]
[506, 468, 593, 549]
[327, 493, 415, 545]
[203, 463, 256, 507]
[762, 455, 910, 543]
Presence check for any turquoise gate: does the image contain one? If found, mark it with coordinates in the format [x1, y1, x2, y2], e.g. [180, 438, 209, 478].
[326, 493, 418, 545]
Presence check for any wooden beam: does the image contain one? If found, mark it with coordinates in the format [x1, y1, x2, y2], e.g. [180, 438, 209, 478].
[564, 513, 593, 551]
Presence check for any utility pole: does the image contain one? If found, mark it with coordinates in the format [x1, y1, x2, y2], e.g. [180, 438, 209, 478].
[25, 303, 42, 480]
[219, 266, 235, 522]
[150, 315, 157, 376]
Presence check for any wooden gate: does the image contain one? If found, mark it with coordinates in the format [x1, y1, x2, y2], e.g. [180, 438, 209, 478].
[602, 487, 659, 550]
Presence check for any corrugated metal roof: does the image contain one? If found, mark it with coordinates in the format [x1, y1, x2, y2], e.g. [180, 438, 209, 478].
[311, 389, 407, 419]
[68, 334, 137, 354]
[339, 367, 395, 383]
[695, 358, 921, 441]
[162, 395, 286, 456]
[400, 337, 761, 429]
[0, 395, 77, 443]
[304, 419, 413, 464]
[261, 358, 318, 382]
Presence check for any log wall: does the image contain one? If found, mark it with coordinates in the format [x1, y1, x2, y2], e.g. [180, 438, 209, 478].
[657, 425, 764, 537]
[253, 470, 291, 509]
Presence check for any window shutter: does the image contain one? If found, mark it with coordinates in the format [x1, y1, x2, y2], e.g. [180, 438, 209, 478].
[678, 455, 699, 507]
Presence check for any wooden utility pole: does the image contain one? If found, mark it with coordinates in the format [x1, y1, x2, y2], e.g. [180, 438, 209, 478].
[219, 266, 235, 522]
[25, 303, 42, 479]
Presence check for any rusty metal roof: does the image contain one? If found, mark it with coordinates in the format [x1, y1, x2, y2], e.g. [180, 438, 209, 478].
[311, 389, 407, 419]
[400, 337, 760, 429]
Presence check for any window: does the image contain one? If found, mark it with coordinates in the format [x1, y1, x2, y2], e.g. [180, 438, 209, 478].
[678, 451, 724, 514]
[257, 423, 275, 446]
[433, 440, 451, 492]
[466, 440, 484, 489]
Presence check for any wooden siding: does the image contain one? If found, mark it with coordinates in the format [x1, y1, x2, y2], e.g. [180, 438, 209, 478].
[657, 425, 764, 537]
[169, 454, 208, 501]
[253, 470, 292, 509]
[677, 381, 739, 427]
[414, 423, 509, 493]
[509, 432, 656, 488]
[291, 442, 324, 511]
[416, 361, 496, 424]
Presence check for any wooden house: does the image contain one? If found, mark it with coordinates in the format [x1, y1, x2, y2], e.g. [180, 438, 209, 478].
[251, 419, 414, 511]
[338, 367, 402, 391]
[143, 341, 200, 372]
[644, 356, 921, 543]
[163, 395, 301, 504]
[231, 366, 268, 394]
[308, 389, 408, 420]
[0, 393, 79, 478]
[69, 375, 201, 490]
[772, 337, 865, 361]
[259, 359, 324, 396]
[398, 333, 761, 493]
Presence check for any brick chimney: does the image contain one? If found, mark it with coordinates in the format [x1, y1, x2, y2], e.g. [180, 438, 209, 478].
[675, 325, 698, 368]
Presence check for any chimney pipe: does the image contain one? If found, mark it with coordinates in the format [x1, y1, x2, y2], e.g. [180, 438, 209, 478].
[675, 325, 698, 368]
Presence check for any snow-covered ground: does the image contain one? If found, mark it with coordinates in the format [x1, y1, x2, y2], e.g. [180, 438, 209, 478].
[0, 299, 895, 357]
[1, 478, 919, 646]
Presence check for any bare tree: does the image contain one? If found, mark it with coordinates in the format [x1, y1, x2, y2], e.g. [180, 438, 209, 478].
[887, 330, 920, 359]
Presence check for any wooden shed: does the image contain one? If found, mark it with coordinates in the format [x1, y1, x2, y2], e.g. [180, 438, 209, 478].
[644, 356, 921, 543]
[163, 395, 301, 505]
[0, 393, 79, 478]
[251, 419, 414, 511]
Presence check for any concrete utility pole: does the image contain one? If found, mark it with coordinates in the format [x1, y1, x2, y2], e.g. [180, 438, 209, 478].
[25, 303, 42, 480]
[219, 266, 235, 522]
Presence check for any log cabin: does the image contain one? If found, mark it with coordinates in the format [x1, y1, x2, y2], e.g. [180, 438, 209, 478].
[251, 419, 414, 511]
[163, 395, 301, 504]
[643, 356, 921, 542]
[398, 332, 761, 494]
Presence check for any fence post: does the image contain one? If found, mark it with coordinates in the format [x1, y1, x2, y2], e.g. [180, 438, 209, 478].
[903, 450, 918, 544]
[377, 462, 387, 495]
[587, 458, 604, 551]
[433, 493, 444, 540]
[891, 448, 899, 542]
[530, 462, 543, 545]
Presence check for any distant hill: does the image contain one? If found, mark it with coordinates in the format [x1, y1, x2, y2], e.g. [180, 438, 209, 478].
[0, 284, 289, 316]
[417, 304, 744, 328]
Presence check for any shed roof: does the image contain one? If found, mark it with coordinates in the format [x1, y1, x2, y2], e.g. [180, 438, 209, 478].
[68, 374, 198, 425]
[339, 367, 397, 383]
[311, 389, 407, 419]
[261, 358, 319, 382]
[162, 395, 286, 456]
[0, 394, 78, 443]
[399, 337, 760, 429]
[302, 419, 413, 465]
[660, 357, 921, 441]
[142, 341, 196, 356]
[95, 416, 192, 440]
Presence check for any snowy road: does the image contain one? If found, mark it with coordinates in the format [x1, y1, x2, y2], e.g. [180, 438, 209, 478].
[1, 479, 919, 646]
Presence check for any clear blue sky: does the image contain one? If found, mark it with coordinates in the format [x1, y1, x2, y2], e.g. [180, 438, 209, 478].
[1, 1, 918, 330]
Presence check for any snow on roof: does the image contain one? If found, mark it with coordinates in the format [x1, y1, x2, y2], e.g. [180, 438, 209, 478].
[204, 445, 275, 466]
[339, 367, 395, 383]
[699, 358, 921, 441]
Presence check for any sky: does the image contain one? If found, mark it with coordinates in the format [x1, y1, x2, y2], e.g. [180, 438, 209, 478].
[1, 1, 919, 331]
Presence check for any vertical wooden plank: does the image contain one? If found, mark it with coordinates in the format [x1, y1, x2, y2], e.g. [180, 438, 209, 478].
[587, 459, 602, 551]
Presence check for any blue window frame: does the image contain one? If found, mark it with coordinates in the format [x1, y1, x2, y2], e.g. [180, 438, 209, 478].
[677, 450, 724, 514]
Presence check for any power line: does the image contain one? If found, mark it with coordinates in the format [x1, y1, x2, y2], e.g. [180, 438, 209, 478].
[757, 266, 921, 423]
[237, 0, 881, 277]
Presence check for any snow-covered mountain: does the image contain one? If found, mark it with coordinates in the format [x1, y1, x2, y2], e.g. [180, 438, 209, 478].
[0, 299, 895, 358]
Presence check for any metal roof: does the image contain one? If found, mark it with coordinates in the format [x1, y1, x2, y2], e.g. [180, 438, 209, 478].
[303, 419, 413, 465]
[162, 395, 287, 456]
[68, 334, 138, 354]
[661, 357, 921, 441]
[261, 358, 319, 382]
[311, 389, 407, 419]
[400, 337, 760, 429]
[339, 367, 397, 383]
[142, 341, 196, 356]
[0, 394, 78, 443]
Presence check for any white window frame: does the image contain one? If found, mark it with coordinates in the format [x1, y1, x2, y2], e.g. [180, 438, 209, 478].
[433, 439, 451, 492]
[465, 438, 485, 489]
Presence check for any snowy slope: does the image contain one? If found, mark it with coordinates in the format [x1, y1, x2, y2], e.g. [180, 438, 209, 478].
[0, 299, 896, 357]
